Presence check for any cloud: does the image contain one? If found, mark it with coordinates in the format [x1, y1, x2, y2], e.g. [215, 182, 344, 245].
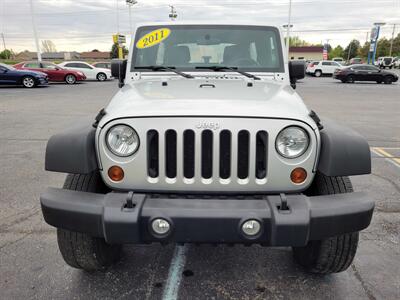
[1, 0, 399, 52]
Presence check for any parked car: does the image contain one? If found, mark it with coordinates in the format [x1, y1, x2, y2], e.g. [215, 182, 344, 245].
[374, 57, 383, 67]
[333, 64, 398, 84]
[14, 61, 86, 84]
[58, 61, 112, 81]
[92, 62, 111, 69]
[394, 57, 400, 69]
[378, 57, 394, 69]
[0, 62, 48, 88]
[348, 58, 363, 65]
[41, 22, 374, 275]
[332, 57, 345, 65]
[306, 60, 343, 77]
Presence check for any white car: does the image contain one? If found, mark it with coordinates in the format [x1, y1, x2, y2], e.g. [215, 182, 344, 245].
[58, 61, 112, 81]
[306, 60, 343, 77]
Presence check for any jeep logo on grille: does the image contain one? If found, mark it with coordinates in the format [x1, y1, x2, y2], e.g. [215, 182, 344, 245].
[196, 122, 220, 130]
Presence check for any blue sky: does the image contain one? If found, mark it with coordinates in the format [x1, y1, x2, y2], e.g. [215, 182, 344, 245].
[1, 0, 399, 52]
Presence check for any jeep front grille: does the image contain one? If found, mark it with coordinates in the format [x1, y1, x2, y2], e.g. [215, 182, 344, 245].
[146, 129, 268, 183]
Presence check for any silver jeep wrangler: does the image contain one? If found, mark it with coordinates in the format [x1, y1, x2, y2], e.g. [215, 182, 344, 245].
[41, 23, 374, 274]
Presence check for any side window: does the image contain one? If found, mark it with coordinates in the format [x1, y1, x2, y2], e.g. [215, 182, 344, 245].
[24, 62, 40, 68]
[322, 62, 331, 66]
[42, 63, 57, 70]
[76, 63, 92, 69]
[65, 63, 76, 67]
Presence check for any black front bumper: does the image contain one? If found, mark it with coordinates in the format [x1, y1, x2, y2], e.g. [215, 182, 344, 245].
[40, 188, 374, 246]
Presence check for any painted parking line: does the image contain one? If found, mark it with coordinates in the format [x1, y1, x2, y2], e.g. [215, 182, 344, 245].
[162, 245, 188, 300]
[371, 147, 400, 168]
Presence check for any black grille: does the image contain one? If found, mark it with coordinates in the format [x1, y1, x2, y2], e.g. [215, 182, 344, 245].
[255, 131, 268, 179]
[183, 130, 195, 178]
[146, 128, 268, 181]
[219, 130, 231, 179]
[165, 130, 177, 178]
[201, 130, 213, 179]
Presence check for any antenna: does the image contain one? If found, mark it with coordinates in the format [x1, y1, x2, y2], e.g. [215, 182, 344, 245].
[169, 5, 177, 21]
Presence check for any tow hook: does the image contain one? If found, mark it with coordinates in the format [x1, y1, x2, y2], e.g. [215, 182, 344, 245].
[278, 193, 290, 213]
[123, 191, 135, 211]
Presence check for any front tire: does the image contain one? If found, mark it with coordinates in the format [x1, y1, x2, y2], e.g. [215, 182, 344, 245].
[314, 70, 322, 77]
[56, 173, 121, 271]
[384, 76, 393, 84]
[96, 72, 107, 81]
[65, 74, 77, 84]
[22, 76, 36, 88]
[292, 173, 360, 274]
[346, 75, 355, 83]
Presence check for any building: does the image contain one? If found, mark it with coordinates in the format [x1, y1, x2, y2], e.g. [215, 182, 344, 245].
[289, 46, 324, 61]
[79, 51, 110, 61]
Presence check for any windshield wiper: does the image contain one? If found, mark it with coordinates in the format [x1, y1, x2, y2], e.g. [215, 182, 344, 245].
[135, 66, 194, 79]
[195, 66, 261, 80]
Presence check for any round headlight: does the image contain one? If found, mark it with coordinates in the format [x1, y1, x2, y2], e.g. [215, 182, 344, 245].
[106, 125, 139, 157]
[275, 126, 309, 158]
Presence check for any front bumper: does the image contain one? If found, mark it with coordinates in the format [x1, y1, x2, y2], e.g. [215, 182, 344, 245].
[40, 188, 374, 246]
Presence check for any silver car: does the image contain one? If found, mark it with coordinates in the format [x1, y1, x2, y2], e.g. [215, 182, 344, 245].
[41, 22, 374, 275]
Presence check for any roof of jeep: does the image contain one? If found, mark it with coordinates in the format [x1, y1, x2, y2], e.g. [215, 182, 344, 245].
[133, 21, 280, 30]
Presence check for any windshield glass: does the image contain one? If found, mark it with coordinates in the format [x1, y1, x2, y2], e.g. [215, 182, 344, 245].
[0, 63, 15, 70]
[132, 25, 284, 73]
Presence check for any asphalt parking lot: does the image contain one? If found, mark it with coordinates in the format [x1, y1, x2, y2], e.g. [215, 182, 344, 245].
[0, 75, 399, 300]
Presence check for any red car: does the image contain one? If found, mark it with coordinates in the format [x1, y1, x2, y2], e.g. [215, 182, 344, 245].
[14, 61, 86, 84]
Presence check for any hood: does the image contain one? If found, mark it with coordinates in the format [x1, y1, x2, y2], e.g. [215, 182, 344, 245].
[100, 78, 316, 129]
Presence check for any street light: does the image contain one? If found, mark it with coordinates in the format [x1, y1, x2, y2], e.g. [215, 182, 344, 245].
[282, 24, 293, 59]
[284, 0, 292, 60]
[369, 22, 386, 64]
[126, 0, 138, 35]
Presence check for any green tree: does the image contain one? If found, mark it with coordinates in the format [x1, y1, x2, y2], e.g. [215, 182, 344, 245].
[343, 39, 361, 60]
[329, 45, 344, 59]
[0, 49, 13, 59]
[358, 42, 370, 59]
[375, 38, 391, 57]
[110, 43, 128, 59]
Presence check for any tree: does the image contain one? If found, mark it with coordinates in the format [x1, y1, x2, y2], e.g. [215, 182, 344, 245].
[329, 45, 344, 59]
[285, 36, 311, 47]
[110, 43, 128, 59]
[358, 42, 370, 59]
[343, 39, 361, 60]
[375, 38, 391, 57]
[0, 49, 13, 59]
[41, 40, 57, 53]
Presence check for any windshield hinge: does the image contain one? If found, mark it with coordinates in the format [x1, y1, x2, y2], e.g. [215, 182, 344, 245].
[309, 110, 323, 130]
[92, 108, 106, 128]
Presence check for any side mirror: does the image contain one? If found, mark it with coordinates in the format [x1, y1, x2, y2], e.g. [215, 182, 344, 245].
[111, 59, 127, 88]
[288, 60, 305, 89]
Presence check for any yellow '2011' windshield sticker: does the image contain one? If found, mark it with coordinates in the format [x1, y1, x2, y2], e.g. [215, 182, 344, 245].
[136, 28, 171, 49]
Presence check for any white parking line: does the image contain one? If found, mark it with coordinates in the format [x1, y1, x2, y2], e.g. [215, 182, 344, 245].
[162, 245, 188, 300]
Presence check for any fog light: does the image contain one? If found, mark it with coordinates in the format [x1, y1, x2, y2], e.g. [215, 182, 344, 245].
[108, 166, 124, 182]
[290, 167, 307, 184]
[151, 218, 171, 235]
[241, 220, 261, 236]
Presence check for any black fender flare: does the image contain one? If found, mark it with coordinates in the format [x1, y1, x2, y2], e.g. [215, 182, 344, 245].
[317, 119, 371, 176]
[45, 119, 98, 174]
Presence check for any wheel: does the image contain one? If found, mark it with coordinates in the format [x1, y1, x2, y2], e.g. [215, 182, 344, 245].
[65, 74, 77, 84]
[340, 79, 346, 83]
[314, 70, 322, 77]
[346, 75, 355, 83]
[384, 76, 393, 84]
[96, 72, 107, 81]
[376, 80, 382, 84]
[56, 173, 121, 271]
[22, 76, 36, 88]
[292, 173, 360, 274]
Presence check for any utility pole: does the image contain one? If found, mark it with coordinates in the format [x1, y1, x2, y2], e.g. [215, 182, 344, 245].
[1, 33, 6, 50]
[366, 31, 369, 44]
[29, 0, 41, 61]
[286, 0, 292, 59]
[389, 24, 397, 57]
[169, 5, 177, 21]
[116, 0, 120, 33]
[347, 42, 352, 62]
[126, 0, 137, 35]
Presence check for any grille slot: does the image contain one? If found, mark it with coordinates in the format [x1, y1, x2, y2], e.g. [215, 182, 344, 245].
[201, 130, 213, 179]
[237, 130, 250, 179]
[219, 130, 231, 179]
[147, 130, 159, 178]
[255, 131, 268, 179]
[165, 130, 177, 178]
[183, 130, 195, 178]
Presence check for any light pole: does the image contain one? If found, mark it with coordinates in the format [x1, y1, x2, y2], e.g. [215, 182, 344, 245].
[126, 0, 137, 35]
[282, 24, 293, 60]
[29, 0, 41, 61]
[389, 24, 398, 57]
[285, 0, 292, 60]
[370, 22, 386, 64]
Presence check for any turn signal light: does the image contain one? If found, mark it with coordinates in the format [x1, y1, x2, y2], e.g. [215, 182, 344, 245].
[290, 167, 307, 184]
[108, 166, 124, 182]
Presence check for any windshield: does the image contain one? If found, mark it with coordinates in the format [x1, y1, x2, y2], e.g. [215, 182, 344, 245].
[132, 25, 284, 73]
